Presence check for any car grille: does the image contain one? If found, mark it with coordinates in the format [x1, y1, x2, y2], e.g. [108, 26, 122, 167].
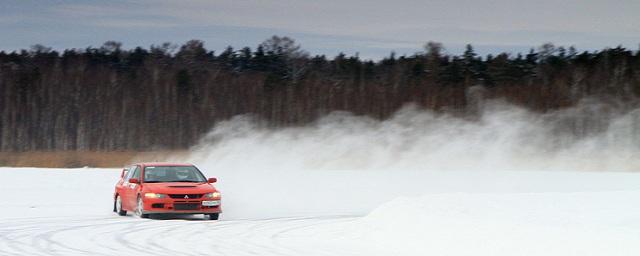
[174, 203, 200, 211]
[169, 194, 203, 199]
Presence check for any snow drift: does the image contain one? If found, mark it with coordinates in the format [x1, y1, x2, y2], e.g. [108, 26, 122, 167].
[1, 168, 640, 256]
[356, 192, 640, 255]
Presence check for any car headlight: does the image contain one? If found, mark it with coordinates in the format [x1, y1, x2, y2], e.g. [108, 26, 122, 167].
[204, 192, 221, 199]
[144, 193, 166, 199]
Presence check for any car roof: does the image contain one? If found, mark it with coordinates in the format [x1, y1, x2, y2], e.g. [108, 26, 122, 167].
[132, 162, 195, 167]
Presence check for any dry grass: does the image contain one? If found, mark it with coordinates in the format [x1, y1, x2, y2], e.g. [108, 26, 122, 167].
[0, 151, 190, 168]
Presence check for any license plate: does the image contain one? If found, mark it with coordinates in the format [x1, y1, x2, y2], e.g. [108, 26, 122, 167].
[202, 200, 220, 206]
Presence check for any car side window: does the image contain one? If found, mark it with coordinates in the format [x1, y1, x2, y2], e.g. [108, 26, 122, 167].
[124, 166, 134, 180]
[131, 166, 141, 180]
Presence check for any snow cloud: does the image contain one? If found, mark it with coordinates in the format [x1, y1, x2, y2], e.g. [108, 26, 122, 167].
[178, 99, 640, 219]
[186, 100, 640, 173]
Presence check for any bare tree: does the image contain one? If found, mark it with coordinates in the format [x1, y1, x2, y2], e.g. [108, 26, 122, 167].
[259, 36, 308, 59]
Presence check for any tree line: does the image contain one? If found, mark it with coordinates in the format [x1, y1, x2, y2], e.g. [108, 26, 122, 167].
[1, 36, 640, 151]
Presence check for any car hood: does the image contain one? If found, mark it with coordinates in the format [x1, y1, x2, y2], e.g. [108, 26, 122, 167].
[143, 182, 216, 194]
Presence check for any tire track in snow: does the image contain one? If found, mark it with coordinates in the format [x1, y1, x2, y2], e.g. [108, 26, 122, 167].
[0, 214, 356, 256]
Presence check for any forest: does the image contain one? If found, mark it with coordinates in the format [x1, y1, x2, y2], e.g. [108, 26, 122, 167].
[2, 36, 640, 151]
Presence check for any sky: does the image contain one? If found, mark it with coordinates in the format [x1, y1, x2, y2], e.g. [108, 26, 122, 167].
[1, 0, 639, 60]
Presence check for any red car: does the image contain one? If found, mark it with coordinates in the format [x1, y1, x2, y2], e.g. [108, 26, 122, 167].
[113, 162, 222, 220]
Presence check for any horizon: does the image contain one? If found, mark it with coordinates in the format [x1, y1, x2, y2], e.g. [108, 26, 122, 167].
[6, 39, 633, 61]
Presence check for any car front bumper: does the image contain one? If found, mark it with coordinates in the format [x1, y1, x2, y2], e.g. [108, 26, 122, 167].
[141, 198, 222, 214]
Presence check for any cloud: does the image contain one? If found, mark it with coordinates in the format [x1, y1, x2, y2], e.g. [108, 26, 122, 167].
[1, 0, 637, 58]
[0, 15, 23, 25]
[43, 0, 640, 49]
[50, 3, 180, 28]
[141, 0, 639, 36]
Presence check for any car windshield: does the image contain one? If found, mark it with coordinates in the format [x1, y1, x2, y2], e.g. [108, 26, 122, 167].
[143, 166, 207, 183]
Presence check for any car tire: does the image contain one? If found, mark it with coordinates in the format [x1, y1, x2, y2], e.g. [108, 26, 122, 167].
[208, 213, 219, 220]
[135, 196, 150, 219]
[115, 195, 127, 216]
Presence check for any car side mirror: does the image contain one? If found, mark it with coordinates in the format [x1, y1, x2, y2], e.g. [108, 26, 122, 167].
[128, 178, 140, 184]
[208, 177, 217, 183]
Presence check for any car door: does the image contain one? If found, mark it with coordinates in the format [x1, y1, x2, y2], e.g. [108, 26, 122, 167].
[118, 166, 134, 210]
[123, 165, 142, 210]
[115, 166, 130, 204]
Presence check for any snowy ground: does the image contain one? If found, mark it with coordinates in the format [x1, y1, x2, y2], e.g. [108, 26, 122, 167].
[1, 167, 640, 256]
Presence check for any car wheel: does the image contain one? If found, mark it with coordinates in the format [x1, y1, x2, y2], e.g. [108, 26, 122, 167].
[208, 213, 219, 220]
[115, 195, 127, 216]
[135, 196, 150, 218]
